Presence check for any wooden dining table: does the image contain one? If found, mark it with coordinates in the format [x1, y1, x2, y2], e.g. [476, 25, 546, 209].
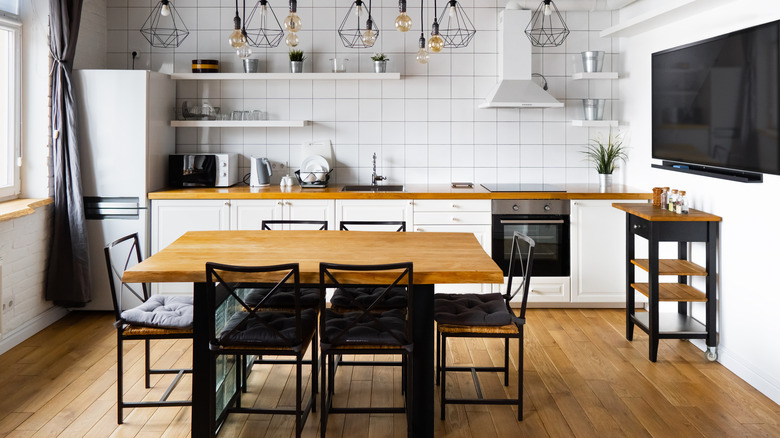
[123, 230, 503, 437]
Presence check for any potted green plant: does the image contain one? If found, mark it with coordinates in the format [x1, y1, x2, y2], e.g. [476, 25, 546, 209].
[289, 50, 306, 73]
[370, 53, 389, 73]
[583, 129, 628, 189]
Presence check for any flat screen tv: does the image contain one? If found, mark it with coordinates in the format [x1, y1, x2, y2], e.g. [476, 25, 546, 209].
[652, 19, 780, 181]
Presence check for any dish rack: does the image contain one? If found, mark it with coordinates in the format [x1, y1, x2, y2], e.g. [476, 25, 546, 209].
[295, 169, 332, 188]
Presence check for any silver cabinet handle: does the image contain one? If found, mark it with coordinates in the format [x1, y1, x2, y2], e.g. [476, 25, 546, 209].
[500, 219, 564, 224]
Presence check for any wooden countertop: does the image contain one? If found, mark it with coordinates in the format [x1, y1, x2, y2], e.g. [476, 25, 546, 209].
[612, 203, 722, 222]
[148, 184, 652, 200]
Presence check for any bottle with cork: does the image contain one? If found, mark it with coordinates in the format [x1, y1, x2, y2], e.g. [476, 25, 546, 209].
[660, 187, 669, 209]
[679, 191, 689, 214]
[668, 189, 678, 212]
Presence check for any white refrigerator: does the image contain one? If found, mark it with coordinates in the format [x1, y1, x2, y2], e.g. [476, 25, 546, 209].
[74, 70, 175, 310]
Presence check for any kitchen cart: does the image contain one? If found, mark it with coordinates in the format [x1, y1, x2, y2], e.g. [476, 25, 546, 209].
[613, 203, 720, 362]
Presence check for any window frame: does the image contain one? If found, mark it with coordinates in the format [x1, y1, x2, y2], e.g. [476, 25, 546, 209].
[0, 14, 21, 201]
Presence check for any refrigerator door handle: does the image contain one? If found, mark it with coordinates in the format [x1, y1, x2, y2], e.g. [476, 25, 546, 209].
[84, 196, 144, 220]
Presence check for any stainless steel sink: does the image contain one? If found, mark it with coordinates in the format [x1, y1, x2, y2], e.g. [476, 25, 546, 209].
[341, 185, 405, 192]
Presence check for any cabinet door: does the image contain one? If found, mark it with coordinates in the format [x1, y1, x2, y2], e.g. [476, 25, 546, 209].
[151, 199, 230, 294]
[415, 224, 492, 293]
[335, 199, 414, 229]
[570, 199, 646, 304]
[285, 199, 335, 229]
[231, 199, 283, 230]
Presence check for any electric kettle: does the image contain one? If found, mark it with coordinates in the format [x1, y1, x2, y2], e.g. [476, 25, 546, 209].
[250, 157, 272, 187]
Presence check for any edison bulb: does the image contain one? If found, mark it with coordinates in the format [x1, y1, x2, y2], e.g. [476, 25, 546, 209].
[284, 12, 302, 32]
[362, 28, 376, 46]
[544, 2, 552, 16]
[355, 4, 363, 17]
[160, 2, 171, 17]
[237, 44, 252, 59]
[428, 34, 444, 53]
[449, 5, 456, 18]
[285, 32, 299, 47]
[394, 12, 412, 32]
[416, 47, 429, 64]
[228, 28, 245, 49]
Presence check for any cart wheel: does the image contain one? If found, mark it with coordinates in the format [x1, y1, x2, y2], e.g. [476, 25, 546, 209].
[705, 348, 718, 362]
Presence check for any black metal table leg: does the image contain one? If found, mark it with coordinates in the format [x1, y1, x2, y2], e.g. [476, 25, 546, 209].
[678, 242, 688, 315]
[648, 225, 660, 362]
[192, 282, 213, 438]
[413, 284, 434, 438]
[626, 213, 635, 341]
[706, 222, 718, 349]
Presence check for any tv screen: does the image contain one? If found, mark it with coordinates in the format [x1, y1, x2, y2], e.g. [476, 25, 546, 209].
[652, 20, 780, 176]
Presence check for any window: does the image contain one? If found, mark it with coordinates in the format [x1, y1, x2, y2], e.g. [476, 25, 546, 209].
[0, 15, 21, 200]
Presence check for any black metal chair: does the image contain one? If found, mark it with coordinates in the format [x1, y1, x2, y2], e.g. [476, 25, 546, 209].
[261, 219, 328, 230]
[434, 231, 535, 421]
[104, 233, 193, 424]
[318, 262, 414, 437]
[339, 220, 406, 232]
[206, 262, 317, 438]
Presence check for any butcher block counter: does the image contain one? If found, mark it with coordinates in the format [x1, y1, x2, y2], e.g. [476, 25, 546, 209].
[148, 184, 652, 200]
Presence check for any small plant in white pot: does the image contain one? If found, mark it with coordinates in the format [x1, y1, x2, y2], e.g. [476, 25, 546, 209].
[583, 129, 628, 189]
[371, 53, 389, 73]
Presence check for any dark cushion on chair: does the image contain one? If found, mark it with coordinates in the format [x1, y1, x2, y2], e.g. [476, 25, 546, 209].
[434, 293, 513, 326]
[241, 287, 320, 309]
[120, 295, 194, 329]
[323, 309, 408, 347]
[219, 308, 318, 348]
[330, 286, 408, 310]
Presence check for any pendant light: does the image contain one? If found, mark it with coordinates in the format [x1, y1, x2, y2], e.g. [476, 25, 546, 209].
[284, 0, 302, 47]
[427, 0, 444, 53]
[228, 0, 246, 49]
[338, 0, 380, 49]
[395, 0, 413, 32]
[140, 0, 190, 48]
[436, 0, 475, 48]
[525, 0, 569, 47]
[416, 0, 429, 64]
[245, 0, 285, 48]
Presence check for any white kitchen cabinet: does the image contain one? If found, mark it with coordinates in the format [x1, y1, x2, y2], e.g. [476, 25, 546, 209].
[335, 199, 414, 229]
[570, 199, 646, 305]
[413, 199, 491, 293]
[231, 199, 335, 230]
[151, 199, 231, 294]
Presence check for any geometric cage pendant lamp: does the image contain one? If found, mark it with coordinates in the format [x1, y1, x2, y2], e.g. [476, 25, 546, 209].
[338, 0, 380, 49]
[524, 0, 569, 47]
[244, 0, 285, 48]
[140, 0, 190, 48]
[436, 0, 476, 48]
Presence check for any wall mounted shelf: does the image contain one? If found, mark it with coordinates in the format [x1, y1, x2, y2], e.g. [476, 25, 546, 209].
[572, 120, 619, 128]
[170, 72, 401, 81]
[572, 72, 619, 80]
[170, 120, 309, 128]
[600, 0, 731, 38]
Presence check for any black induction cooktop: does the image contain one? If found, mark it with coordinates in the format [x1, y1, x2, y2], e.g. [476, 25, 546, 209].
[480, 183, 566, 192]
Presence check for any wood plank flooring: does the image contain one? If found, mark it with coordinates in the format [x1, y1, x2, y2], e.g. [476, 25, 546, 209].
[1, 309, 779, 437]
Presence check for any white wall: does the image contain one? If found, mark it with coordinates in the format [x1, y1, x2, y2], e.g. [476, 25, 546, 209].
[621, 0, 780, 404]
[74, 0, 108, 69]
[105, 0, 622, 186]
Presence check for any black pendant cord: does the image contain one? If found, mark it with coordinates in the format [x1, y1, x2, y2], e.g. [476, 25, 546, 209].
[234, 0, 241, 30]
[432, 0, 437, 30]
[420, 0, 424, 38]
[242, 0, 247, 36]
[367, 0, 373, 28]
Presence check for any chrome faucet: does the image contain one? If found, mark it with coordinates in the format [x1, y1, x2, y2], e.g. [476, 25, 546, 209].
[371, 152, 386, 186]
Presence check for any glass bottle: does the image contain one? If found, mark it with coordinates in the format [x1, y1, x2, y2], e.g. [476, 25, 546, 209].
[660, 187, 669, 209]
[668, 189, 678, 212]
[679, 191, 689, 214]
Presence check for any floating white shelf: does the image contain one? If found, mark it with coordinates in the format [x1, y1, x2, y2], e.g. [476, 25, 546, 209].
[572, 72, 619, 80]
[572, 120, 619, 128]
[170, 72, 401, 80]
[600, 0, 731, 38]
[170, 120, 309, 128]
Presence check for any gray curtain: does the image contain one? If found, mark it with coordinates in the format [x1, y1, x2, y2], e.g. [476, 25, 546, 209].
[45, 0, 90, 307]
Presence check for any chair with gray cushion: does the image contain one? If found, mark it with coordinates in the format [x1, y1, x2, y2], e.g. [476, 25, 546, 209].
[206, 262, 317, 437]
[104, 233, 193, 424]
[434, 231, 535, 421]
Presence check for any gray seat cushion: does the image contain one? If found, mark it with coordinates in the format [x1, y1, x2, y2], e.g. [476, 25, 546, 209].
[330, 286, 408, 310]
[323, 309, 409, 347]
[219, 308, 318, 348]
[120, 295, 194, 329]
[434, 293, 514, 326]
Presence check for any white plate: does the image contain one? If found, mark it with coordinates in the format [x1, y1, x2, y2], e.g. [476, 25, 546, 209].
[301, 155, 329, 173]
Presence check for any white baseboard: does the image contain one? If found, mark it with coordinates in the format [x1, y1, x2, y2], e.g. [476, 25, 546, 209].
[0, 307, 70, 356]
[690, 339, 780, 405]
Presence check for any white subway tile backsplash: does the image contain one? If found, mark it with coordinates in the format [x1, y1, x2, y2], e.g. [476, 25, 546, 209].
[497, 144, 520, 168]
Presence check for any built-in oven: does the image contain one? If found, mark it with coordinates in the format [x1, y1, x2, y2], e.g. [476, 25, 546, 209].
[491, 199, 570, 277]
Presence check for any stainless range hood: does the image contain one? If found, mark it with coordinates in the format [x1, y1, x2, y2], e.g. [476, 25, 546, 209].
[479, 8, 563, 109]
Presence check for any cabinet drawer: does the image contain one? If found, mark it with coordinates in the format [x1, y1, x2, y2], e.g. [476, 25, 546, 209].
[505, 277, 571, 304]
[412, 199, 490, 212]
[414, 211, 491, 225]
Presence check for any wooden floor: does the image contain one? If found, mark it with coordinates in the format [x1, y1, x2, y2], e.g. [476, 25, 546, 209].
[1, 309, 779, 437]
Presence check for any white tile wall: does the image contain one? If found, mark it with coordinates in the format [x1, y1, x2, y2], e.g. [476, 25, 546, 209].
[106, 0, 620, 185]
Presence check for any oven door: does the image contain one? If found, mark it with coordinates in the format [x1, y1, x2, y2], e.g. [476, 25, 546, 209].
[492, 214, 570, 277]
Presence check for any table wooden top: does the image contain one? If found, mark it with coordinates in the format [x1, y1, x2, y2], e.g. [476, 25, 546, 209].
[612, 203, 722, 222]
[123, 230, 504, 285]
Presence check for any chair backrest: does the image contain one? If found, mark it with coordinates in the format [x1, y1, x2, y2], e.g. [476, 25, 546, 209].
[505, 231, 536, 320]
[261, 219, 328, 230]
[339, 220, 406, 232]
[319, 262, 413, 349]
[206, 262, 307, 350]
[104, 233, 149, 321]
